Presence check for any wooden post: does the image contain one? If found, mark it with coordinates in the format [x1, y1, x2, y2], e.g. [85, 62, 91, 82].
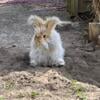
[89, 22, 100, 45]
[67, 0, 78, 16]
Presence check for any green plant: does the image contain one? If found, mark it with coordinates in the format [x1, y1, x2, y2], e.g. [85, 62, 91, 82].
[76, 91, 87, 100]
[5, 81, 15, 90]
[0, 96, 4, 100]
[71, 80, 87, 100]
[31, 91, 39, 98]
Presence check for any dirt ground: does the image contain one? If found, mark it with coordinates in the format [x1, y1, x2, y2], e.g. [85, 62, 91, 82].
[0, 4, 100, 100]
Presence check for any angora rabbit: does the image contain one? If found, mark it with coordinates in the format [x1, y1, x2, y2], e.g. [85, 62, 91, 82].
[28, 15, 71, 67]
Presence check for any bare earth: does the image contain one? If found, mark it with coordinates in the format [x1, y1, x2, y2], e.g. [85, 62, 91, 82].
[0, 4, 100, 100]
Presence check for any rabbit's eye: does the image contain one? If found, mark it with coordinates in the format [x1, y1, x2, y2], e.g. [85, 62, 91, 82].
[43, 35, 46, 38]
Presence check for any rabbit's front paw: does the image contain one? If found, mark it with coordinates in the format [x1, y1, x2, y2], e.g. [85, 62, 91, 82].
[30, 60, 37, 67]
[55, 59, 65, 67]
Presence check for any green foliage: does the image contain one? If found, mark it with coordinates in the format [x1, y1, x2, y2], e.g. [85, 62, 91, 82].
[0, 96, 4, 100]
[5, 81, 15, 90]
[76, 91, 87, 100]
[71, 80, 87, 100]
[31, 91, 39, 98]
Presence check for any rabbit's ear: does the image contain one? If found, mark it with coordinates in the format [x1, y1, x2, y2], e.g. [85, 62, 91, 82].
[45, 16, 72, 32]
[45, 17, 60, 32]
[28, 15, 44, 28]
[45, 16, 68, 32]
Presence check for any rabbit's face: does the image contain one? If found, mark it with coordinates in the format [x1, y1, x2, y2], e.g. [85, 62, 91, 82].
[34, 25, 49, 49]
[29, 15, 67, 49]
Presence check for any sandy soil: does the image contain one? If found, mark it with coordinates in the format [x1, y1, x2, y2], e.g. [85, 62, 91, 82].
[0, 4, 100, 100]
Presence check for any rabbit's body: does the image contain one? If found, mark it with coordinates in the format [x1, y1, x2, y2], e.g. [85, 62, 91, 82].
[30, 30, 65, 66]
[28, 15, 67, 67]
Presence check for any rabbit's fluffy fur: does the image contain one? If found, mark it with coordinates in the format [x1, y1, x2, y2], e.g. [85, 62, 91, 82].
[28, 15, 70, 67]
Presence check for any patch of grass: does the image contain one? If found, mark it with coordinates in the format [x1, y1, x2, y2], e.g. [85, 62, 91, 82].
[76, 91, 87, 100]
[71, 80, 87, 100]
[4, 81, 15, 90]
[31, 91, 39, 98]
[0, 96, 4, 100]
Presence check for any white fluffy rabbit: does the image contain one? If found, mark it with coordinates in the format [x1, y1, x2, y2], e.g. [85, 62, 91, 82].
[28, 15, 71, 67]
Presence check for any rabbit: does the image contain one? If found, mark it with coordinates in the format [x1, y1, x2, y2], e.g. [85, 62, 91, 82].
[28, 15, 72, 67]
